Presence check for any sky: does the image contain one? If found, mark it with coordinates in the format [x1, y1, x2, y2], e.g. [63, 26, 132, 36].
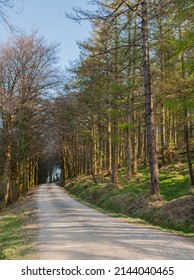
[0, 0, 95, 68]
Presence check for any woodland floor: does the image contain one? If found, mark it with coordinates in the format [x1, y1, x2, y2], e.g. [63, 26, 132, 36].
[0, 188, 39, 259]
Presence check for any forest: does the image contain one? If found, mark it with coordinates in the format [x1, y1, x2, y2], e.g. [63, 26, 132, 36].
[0, 0, 193, 210]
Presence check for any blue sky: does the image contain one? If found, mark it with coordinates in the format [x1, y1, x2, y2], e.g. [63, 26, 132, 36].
[1, 0, 94, 67]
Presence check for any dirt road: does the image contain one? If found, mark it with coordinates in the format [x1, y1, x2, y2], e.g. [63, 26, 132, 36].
[36, 184, 194, 259]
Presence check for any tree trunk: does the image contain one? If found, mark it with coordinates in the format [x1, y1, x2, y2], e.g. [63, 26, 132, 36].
[91, 129, 97, 184]
[131, 107, 138, 176]
[3, 139, 11, 207]
[126, 109, 132, 180]
[185, 118, 194, 185]
[161, 102, 167, 164]
[141, 0, 160, 196]
[1, 113, 14, 208]
[179, 25, 194, 186]
[107, 115, 112, 174]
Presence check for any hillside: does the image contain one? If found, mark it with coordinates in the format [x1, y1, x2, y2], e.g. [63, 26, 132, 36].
[65, 163, 194, 235]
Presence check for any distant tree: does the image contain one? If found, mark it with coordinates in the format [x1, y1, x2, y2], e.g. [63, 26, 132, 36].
[0, 32, 60, 207]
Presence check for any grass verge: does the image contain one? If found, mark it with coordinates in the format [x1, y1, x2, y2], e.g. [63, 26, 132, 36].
[65, 163, 194, 237]
[0, 191, 39, 260]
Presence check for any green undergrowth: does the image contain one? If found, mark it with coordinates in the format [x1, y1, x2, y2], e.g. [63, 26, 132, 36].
[0, 215, 25, 259]
[0, 195, 38, 260]
[65, 163, 194, 236]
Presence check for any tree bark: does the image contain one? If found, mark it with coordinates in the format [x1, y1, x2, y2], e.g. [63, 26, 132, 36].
[126, 101, 132, 180]
[185, 118, 194, 185]
[4, 138, 11, 207]
[141, 0, 160, 196]
[179, 25, 194, 186]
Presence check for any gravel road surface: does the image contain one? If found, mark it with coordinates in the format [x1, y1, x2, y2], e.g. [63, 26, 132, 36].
[36, 184, 194, 259]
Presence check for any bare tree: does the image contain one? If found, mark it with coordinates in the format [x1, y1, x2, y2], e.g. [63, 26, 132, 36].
[0, 32, 60, 207]
[0, 0, 22, 33]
